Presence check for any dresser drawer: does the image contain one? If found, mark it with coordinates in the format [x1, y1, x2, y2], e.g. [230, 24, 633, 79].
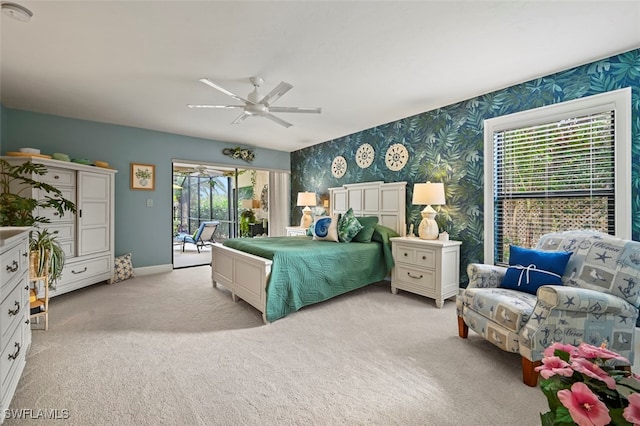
[1, 243, 28, 295]
[38, 167, 76, 186]
[36, 187, 76, 222]
[1, 322, 23, 393]
[395, 265, 435, 290]
[42, 222, 75, 241]
[59, 255, 111, 285]
[395, 244, 436, 269]
[1, 279, 26, 351]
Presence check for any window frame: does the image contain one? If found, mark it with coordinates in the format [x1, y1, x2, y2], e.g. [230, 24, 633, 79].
[483, 87, 631, 265]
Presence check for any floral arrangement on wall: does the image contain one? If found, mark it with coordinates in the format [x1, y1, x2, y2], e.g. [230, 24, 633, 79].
[223, 147, 254, 163]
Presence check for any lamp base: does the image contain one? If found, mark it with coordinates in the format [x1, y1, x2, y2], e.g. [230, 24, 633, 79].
[300, 206, 313, 229]
[418, 205, 439, 240]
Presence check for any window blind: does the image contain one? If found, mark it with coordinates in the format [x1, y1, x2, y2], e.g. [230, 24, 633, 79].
[493, 110, 615, 263]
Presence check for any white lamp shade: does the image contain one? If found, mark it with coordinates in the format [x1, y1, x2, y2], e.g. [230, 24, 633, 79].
[297, 192, 317, 207]
[412, 182, 445, 206]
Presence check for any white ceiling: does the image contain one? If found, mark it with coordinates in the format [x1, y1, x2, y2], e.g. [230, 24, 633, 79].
[2, 1, 639, 153]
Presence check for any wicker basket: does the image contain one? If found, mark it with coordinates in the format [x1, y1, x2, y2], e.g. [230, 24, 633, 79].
[29, 250, 49, 279]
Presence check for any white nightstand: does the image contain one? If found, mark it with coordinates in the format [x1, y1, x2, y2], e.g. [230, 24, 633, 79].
[390, 236, 461, 308]
[285, 226, 308, 236]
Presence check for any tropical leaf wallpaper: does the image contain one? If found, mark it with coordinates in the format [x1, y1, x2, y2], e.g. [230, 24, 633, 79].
[291, 48, 640, 285]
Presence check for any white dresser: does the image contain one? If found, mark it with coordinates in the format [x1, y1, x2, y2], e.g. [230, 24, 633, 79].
[3, 157, 117, 297]
[0, 227, 31, 417]
[390, 236, 461, 308]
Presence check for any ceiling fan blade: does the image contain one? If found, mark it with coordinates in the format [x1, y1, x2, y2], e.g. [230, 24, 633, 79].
[231, 112, 251, 125]
[263, 113, 293, 128]
[199, 78, 254, 105]
[259, 81, 293, 106]
[187, 104, 244, 109]
[269, 106, 322, 114]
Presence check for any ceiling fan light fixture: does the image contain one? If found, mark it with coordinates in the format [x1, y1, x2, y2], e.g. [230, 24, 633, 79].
[2, 2, 32, 22]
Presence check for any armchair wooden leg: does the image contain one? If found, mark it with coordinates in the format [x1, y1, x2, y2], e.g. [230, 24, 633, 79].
[522, 357, 541, 387]
[457, 316, 468, 338]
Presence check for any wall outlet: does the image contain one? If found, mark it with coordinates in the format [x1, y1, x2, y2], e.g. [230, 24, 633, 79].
[146, 199, 153, 207]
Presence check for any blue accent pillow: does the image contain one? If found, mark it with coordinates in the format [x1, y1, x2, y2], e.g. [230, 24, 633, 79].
[311, 214, 339, 242]
[501, 245, 572, 295]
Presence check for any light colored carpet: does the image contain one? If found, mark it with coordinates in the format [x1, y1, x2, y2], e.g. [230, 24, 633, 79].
[8, 266, 550, 425]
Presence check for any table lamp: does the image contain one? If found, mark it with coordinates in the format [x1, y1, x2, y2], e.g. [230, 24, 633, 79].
[412, 182, 445, 240]
[297, 192, 317, 229]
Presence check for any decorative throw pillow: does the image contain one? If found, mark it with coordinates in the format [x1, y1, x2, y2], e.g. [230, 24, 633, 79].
[371, 224, 400, 244]
[113, 253, 135, 283]
[337, 208, 363, 242]
[500, 245, 572, 295]
[353, 216, 379, 243]
[311, 214, 339, 242]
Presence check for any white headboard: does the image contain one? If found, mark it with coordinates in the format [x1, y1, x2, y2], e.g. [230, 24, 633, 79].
[328, 181, 406, 235]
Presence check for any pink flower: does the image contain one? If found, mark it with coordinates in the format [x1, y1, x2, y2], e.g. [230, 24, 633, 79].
[623, 392, 640, 424]
[571, 358, 616, 390]
[557, 382, 611, 426]
[576, 343, 630, 363]
[544, 342, 578, 358]
[535, 356, 574, 379]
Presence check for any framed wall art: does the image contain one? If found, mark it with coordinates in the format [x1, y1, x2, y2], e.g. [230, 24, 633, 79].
[131, 163, 155, 190]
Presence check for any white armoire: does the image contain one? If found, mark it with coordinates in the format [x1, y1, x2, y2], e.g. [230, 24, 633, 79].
[3, 157, 117, 297]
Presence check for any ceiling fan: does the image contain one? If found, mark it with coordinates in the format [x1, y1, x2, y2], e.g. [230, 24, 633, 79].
[187, 76, 321, 128]
[174, 165, 222, 177]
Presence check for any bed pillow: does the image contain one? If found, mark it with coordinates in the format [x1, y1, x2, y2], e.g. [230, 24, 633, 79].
[371, 224, 400, 244]
[353, 216, 379, 243]
[113, 253, 135, 283]
[337, 208, 363, 242]
[500, 245, 572, 295]
[311, 214, 339, 242]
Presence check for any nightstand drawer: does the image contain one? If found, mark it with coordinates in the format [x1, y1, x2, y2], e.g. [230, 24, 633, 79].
[395, 265, 435, 290]
[395, 245, 436, 269]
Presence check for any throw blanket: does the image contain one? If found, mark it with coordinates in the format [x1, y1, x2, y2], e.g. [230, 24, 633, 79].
[223, 237, 390, 321]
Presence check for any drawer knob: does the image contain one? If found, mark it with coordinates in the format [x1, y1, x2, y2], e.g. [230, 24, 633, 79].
[54, 175, 60, 180]
[403, 253, 408, 257]
[407, 272, 423, 279]
[422, 256, 426, 260]
[8, 342, 21, 361]
[72, 267, 88, 274]
[5, 260, 19, 273]
[8, 301, 20, 316]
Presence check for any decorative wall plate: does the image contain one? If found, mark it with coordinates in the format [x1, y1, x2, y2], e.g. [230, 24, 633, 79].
[385, 143, 409, 171]
[331, 156, 347, 178]
[355, 143, 375, 169]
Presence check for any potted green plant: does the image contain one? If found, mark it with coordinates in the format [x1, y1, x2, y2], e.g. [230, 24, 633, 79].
[240, 209, 256, 237]
[1, 159, 76, 286]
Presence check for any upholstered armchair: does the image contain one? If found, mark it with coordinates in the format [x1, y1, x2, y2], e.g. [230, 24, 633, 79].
[456, 230, 640, 386]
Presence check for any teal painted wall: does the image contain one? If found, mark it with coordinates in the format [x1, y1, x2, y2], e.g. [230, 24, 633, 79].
[2, 109, 290, 267]
[291, 48, 640, 284]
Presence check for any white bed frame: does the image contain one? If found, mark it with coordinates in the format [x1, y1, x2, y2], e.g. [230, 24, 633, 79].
[211, 181, 407, 323]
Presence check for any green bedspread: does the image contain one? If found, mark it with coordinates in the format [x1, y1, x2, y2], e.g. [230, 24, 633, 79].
[223, 237, 391, 322]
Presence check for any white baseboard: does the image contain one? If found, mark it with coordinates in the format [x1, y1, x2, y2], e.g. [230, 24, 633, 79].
[134, 264, 173, 276]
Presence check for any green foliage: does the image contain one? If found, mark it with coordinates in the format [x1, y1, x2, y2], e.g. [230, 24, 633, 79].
[29, 228, 65, 286]
[239, 209, 256, 237]
[0, 159, 76, 226]
[1, 159, 77, 287]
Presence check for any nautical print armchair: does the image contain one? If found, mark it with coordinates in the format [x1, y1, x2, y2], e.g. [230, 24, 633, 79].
[456, 230, 640, 386]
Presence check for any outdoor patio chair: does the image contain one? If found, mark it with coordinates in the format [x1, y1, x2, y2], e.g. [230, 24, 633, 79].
[176, 221, 219, 253]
